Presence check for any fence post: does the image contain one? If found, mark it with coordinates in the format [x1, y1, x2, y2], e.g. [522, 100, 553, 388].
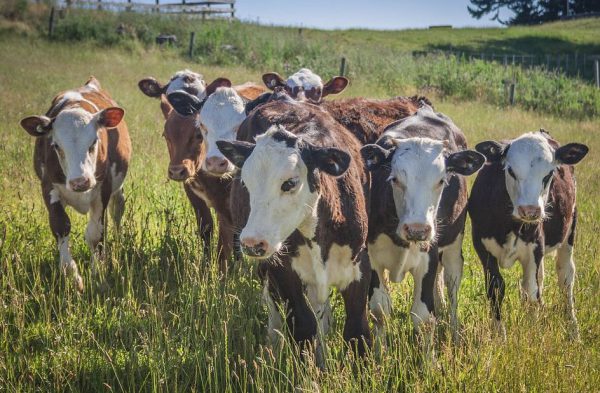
[595, 59, 599, 89]
[188, 32, 196, 59]
[48, 6, 55, 38]
[503, 55, 507, 67]
[339, 57, 347, 77]
[509, 82, 516, 105]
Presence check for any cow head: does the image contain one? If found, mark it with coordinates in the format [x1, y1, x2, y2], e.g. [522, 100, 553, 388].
[158, 95, 206, 181]
[21, 107, 125, 192]
[476, 131, 588, 223]
[262, 68, 348, 103]
[138, 69, 207, 99]
[217, 126, 350, 258]
[363, 136, 484, 243]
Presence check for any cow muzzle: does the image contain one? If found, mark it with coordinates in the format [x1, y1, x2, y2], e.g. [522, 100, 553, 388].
[517, 205, 542, 222]
[402, 223, 432, 242]
[240, 236, 270, 258]
[168, 164, 191, 181]
[204, 156, 230, 176]
[68, 177, 92, 192]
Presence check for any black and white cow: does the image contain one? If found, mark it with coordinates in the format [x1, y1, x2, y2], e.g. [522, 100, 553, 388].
[361, 104, 484, 344]
[217, 99, 372, 368]
[469, 130, 588, 339]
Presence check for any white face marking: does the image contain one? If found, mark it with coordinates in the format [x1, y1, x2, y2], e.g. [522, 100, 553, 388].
[240, 127, 319, 257]
[503, 133, 556, 220]
[387, 137, 447, 242]
[57, 91, 99, 112]
[50, 108, 101, 190]
[286, 68, 323, 91]
[166, 70, 206, 99]
[198, 87, 246, 174]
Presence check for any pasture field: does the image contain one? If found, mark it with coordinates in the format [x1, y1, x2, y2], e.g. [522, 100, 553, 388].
[1, 35, 600, 392]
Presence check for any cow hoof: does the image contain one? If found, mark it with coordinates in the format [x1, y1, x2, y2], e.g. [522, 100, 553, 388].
[74, 274, 84, 293]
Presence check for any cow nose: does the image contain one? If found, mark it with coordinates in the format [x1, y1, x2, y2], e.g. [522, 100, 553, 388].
[205, 157, 229, 174]
[168, 165, 190, 181]
[518, 205, 542, 221]
[240, 237, 269, 257]
[69, 177, 91, 192]
[402, 223, 432, 241]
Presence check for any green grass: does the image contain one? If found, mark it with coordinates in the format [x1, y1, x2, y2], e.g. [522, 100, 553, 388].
[1, 35, 600, 392]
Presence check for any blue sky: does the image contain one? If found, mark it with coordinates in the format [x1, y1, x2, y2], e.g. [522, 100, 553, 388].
[234, 0, 509, 30]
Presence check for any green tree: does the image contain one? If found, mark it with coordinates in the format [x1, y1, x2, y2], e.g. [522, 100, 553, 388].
[468, 0, 600, 25]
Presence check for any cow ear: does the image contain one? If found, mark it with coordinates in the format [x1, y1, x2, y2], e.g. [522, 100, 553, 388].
[85, 76, 101, 90]
[322, 76, 349, 97]
[475, 140, 506, 162]
[20, 116, 53, 137]
[361, 144, 392, 171]
[245, 92, 272, 115]
[167, 91, 203, 116]
[205, 77, 232, 96]
[555, 143, 588, 165]
[97, 107, 125, 128]
[217, 140, 255, 168]
[446, 150, 486, 176]
[138, 77, 166, 98]
[160, 94, 173, 120]
[306, 145, 351, 177]
[262, 72, 286, 90]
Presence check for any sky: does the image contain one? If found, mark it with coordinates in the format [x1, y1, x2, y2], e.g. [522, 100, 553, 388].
[234, 0, 509, 30]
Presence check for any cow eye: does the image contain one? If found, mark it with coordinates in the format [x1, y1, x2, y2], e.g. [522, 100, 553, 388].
[88, 139, 98, 154]
[281, 178, 298, 192]
[388, 176, 399, 186]
[542, 171, 554, 186]
[438, 178, 445, 187]
[507, 167, 516, 179]
[195, 130, 203, 139]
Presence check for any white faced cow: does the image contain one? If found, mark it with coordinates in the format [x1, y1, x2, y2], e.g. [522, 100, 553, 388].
[361, 104, 484, 346]
[262, 68, 349, 104]
[470, 130, 588, 339]
[20, 77, 131, 291]
[138, 69, 210, 100]
[217, 99, 372, 368]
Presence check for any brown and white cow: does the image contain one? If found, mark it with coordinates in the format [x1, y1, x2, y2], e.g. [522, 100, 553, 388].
[469, 130, 588, 340]
[217, 98, 372, 368]
[361, 104, 484, 346]
[20, 77, 131, 291]
[138, 72, 265, 271]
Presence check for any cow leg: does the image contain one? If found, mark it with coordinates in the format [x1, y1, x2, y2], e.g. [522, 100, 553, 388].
[262, 278, 285, 346]
[556, 242, 579, 340]
[217, 223, 233, 274]
[85, 195, 106, 276]
[305, 284, 331, 369]
[43, 184, 83, 292]
[474, 236, 506, 339]
[108, 186, 125, 229]
[368, 268, 391, 342]
[184, 183, 214, 258]
[341, 250, 372, 358]
[409, 248, 437, 362]
[441, 233, 465, 342]
[433, 260, 446, 316]
[519, 241, 545, 306]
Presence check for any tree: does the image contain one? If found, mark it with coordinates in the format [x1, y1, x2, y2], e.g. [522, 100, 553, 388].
[468, 0, 600, 25]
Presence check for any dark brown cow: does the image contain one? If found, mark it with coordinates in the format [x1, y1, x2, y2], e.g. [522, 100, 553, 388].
[139, 72, 266, 271]
[361, 104, 484, 350]
[20, 77, 131, 291]
[217, 98, 372, 368]
[469, 130, 588, 340]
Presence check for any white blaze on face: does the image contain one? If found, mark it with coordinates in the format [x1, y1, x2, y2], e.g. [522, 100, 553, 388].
[240, 127, 319, 256]
[504, 133, 556, 219]
[166, 69, 206, 99]
[50, 108, 101, 190]
[388, 137, 447, 241]
[286, 68, 323, 101]
[198, 87, 246, 174]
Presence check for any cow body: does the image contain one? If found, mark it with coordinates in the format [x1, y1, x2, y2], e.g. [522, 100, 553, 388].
[139, 72, 265, 271]
[20, 77, 131, 291]
[361, 104, 484, 344]
[218, 99, 372, 367]
[469, 131, 588, 339]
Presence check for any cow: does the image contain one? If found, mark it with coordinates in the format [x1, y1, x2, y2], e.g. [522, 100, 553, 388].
[217, 98, 372, 368]
[469, 130, 588, 340]
[360, 104, 484, 348]
[138, 72, 265, 272]
[19, 77, 131, 291]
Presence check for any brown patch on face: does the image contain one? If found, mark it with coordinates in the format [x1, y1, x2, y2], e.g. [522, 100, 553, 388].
[163, 111, 205, 180]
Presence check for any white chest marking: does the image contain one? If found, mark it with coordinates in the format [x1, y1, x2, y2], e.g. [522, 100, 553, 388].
[188, 179, 212, 208]
[482, 234, 542, 269]
[53, 183, 101, 214]
[369, 234, 425, 283]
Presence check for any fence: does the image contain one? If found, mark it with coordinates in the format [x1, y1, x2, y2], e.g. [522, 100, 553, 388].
[413, 49, 600, 84]
[57, 0, 236, 19]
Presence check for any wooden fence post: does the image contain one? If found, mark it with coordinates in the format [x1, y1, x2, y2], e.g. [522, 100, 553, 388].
[48, 6, 55, 38]
[509, 82, 516, 105]
[339, 57, 346, 77]
[595, 59, 599, 89]
[188, 32, 196, 59]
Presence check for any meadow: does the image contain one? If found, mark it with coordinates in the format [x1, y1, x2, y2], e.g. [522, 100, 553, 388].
[1, 14, 600, 392]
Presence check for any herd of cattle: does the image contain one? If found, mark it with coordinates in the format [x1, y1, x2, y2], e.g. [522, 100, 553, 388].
[19, 68, 589, 366]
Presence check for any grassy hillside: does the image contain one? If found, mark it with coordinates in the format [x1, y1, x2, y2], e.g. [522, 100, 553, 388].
[1, 34, 599, 391]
